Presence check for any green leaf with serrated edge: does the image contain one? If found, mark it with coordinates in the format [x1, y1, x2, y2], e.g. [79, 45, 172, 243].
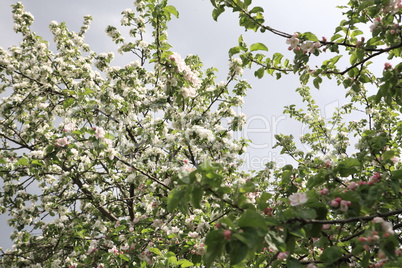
[391, 169, 402, 179]
[17, 157, 29, 166]
[168, 256, 178, 266]
[319, 246, 343, 265]
[149, 248, 163, 256]
[212, 6, 225, 21]
[177, 259, 194, 268]
[119, 254, 130, 262]
[164, 5, 179, 18]
[249, 6, 264, 13]
[250, 42, 268, 52]
[238, 210, 267, 229]
[167, 188, 180, 212]
[301, 32, 319, 41]
[229, 46, 241, 57]
[286, 257, 303, 268]
[63, 97, 74, 109]
[229, 240, 248, 265]
[205, 230, 225, 267]
[257, 192, 272, 211]
[382, 150, 395, 161]
[190, 186, 203, 209]
[254, 67, 264, 78]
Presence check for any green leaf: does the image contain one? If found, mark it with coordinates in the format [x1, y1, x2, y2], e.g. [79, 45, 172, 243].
[313, 77, 322, 89]
[289, 227, 306, 238]
[63, 97, 75, 109]
[149, 248, 163, 256]
[301, 32, 319, 41]
[119, 254, 130, 262]
[238, 35, 247, 50]
[190, 186, 203, 209]
[286, 257, 302, 268]
[319, 246, 343, 265]
[249, 6, 264, 14]
[177, 259, 194, 268]
[17, 157, 29, 166]
[391, 169, 402, 179]
[382, 150, 395, 161]
[167, 188, 181, 212]
[205, 230, 225, 267]
[238, 210, 267, 229]
[296, 208, 316, 219]
[250, 43, 268, 52]
[254, 67, 265, 79]
[212, 6, 225, 21]
[330, 33, 343, 42]
[229, 240, 248, 265]
[168, 255, 178, 266]
[257, 192, 272, 211]
[229, 46, 241, 57]
[164, 5, 179, 18]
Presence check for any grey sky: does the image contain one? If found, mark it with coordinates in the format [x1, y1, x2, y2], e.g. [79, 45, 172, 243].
[0, 0, 348, 250]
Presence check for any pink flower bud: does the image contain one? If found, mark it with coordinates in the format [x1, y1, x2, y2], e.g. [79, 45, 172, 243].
[319, 188, 329, 195]
[322, 224, 331, 230]
[330, 200, 339, 207]
[347, 182, 358, 190]
[358, 237, 367, 242]
[224, 230, 231, 240]
[384, 62, 392, 70]
[277, 252, 288, 260]
[264, 207, 273, 216]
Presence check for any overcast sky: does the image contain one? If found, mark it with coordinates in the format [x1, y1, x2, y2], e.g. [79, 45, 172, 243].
[0, 0, 348, 250]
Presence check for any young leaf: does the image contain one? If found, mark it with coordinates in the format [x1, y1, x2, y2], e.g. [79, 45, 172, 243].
[250, 42, 268, 52]
[164, 5, 179, 18]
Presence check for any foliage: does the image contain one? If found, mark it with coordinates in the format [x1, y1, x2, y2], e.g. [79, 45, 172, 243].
[0, 0, 402, 267]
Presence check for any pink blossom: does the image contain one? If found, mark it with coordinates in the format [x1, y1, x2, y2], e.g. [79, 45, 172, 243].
[224, 230, 231, 240]
[93, 127, 105, 139]
[370, 17, 381, 32]
[369, 172, 381, 184]
[382, 221, 394, 234]
[300, 41, 317, 53]
[358, 237, 367, 242]
[324, 159, 333, 168]
[347, 181, 358, 190]
[384, 62, 392, 70]
[63, 122, 75, 132]
[55, 137, 69, 147]
[319, 188, 329, 195]
[289, 192, 308, 206]
[322, 224, 331, 230]
[340, 200, 351, 212]
[286, 34, 300, 50]
[277, 252, 288, 260]
[330, 200, 339, 207]
[108, 245, 120, 255]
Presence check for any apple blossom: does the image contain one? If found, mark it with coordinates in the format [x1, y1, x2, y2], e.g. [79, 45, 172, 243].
[277, 251, 288, 260]
[2, 0, 402, 267]
[54, 137, 69, 147]
[286, 34, 300, 50]
[289, 192, 308, 206]
[340, 200, 351, 212]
